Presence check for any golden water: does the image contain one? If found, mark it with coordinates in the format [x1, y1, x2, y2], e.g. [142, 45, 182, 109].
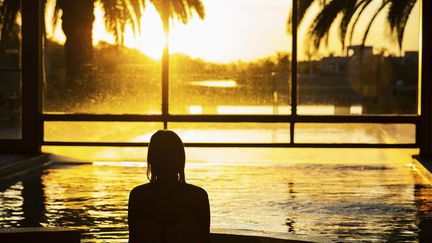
[0, 148, 431, 242]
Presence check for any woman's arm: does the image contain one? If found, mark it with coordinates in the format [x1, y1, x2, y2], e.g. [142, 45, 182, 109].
[128, 189, 138, 243]
[198, 189, 210, 243]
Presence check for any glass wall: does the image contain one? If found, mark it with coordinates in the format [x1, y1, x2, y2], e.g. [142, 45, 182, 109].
[44, 122, 162, 142]
[168, 0, 292, 115]
[43, 1, 162, 114]
[170, 123, 290, 143]
[39, 0, 418, 146]
[296, 0, 419, 115]
[295, 123, 415, 144]
[0, 8, 21, 139]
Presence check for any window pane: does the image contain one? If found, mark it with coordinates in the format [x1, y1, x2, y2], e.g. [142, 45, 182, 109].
[169, 0, 292, 114]
[0, 23, 20, 70]
[297, 0, 419, 115]
[43, 3, 162, 114]
[295, 123, 415, 144]
[44, 122, 162, 142]
[42, 146, 149, 162]
[0, 6, 21, 139]
[169, 123, 290, 143]
[0, 71, 21, 139]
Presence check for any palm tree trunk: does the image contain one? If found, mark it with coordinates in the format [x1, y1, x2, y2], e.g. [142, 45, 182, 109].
[60, 0, 95, 85]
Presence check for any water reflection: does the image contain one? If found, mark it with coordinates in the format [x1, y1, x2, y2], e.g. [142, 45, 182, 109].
[0, 149, 431, 242]
[0, 168, 47, 227]
[0, 181, 24, 227]
[413, 172, 432, 242]
[21, 169, 46, 227]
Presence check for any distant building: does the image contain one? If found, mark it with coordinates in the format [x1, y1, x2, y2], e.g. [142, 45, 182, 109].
[319, 55, 348, 75]
[347, 45, 373, 57]
[404, 51, 419, 61]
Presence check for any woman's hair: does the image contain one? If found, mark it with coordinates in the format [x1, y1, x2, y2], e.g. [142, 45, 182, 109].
[147, 130, 186, 183]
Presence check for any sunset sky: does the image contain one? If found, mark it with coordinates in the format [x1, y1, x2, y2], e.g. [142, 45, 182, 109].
[47, 0, 420, 62]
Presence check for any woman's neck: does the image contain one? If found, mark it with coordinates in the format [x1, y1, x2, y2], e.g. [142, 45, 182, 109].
[156, 177, 180, 185]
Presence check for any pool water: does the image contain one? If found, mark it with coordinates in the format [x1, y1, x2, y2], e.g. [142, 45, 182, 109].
[0, 148, 431, 242]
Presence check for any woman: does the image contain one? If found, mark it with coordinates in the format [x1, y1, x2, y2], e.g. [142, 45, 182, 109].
[128, 130, 210, 243]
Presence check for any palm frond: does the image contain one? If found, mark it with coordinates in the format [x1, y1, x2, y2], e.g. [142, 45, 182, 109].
[185, 0, 205, 19]
[170, 0, 187, 23]
[100, 0, 143, 44]
[172, 0, 204, 23]
[361, 0, 390, 47]
[100, 0, 121, 42]
[52, 0, 62, 31]
[308, 0, 346, 49]
[348, 0, 373, 46]
[149, 0, 204, 24]
[0, 0, 20, 43]
[287, 0, 315, 33]
[387, 0, 416, 49]
[338, 0, 358, 49]
[128, 0, 144, 33]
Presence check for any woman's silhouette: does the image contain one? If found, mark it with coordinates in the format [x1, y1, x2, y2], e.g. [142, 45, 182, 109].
[128, 130, 210, 243]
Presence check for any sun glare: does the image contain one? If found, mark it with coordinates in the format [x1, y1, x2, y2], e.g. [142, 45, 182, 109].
[93, 3, 115, 45]
[46, 0, 419, 62]
[92, 4, 164, 59]
[123, 5, 165, 59]
[190, 80, 238, 88]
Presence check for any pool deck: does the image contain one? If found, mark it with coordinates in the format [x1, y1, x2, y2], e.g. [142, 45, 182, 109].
[211, 228, 325, 243]
[0, 227, 81, 243]
[3, 152, 432, 186]
[0, 153, 51, 180]
[413, 155, 432, 184]
[0, 227, 320, 243]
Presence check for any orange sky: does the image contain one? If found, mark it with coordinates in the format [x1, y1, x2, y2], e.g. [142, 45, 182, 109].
[46, 0, 420, 62]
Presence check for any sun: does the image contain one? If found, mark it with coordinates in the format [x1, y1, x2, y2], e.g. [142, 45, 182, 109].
[122, 5, 165, 59]
[47, 0, 419, 63]
[93, 3, 165, 59]
[46, 2, 165, 59]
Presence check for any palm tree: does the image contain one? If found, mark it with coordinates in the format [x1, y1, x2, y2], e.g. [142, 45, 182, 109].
[289, 0, 417, 51]
[0, 0, 205, 81]
[289, 0, 418, 114]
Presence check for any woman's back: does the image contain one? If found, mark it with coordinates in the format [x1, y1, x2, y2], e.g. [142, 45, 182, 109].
[128, 130, 210, 243]
[128, 182, 210, 243]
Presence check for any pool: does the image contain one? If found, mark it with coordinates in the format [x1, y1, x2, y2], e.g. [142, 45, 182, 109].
[0, 148, 431, 242]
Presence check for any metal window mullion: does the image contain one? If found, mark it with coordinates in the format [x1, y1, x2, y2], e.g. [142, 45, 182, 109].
[22, 0, 43, 153]
[419, 0, 432, 156]
[290, 0, 298, 144]
[162, 0, 170, 129]
[42, 114, 419, 123]
[42, 141, 417, 148]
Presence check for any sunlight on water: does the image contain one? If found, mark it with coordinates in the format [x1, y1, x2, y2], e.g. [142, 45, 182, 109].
[1, 148, 432, 242]
[93, 161, 145, 167]
[188, 105, 203, 114]
[190, 80, 238, 88]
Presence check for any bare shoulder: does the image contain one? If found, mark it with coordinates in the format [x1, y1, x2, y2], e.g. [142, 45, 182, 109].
[129, 183, 153, 197]
[184, 183, 208, 198]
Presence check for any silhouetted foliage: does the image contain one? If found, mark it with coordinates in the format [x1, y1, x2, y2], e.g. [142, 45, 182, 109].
[288, 0, 417, 51]
[0, 0, 205, 82]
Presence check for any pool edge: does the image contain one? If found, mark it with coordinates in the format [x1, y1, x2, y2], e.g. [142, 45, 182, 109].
[0, 153, 51, 180]
[413, 155, 432, 184]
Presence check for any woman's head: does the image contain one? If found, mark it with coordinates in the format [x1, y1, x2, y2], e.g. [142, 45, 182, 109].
[147, 130, 186, 183]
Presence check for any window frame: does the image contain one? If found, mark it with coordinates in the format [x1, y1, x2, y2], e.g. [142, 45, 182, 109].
[7, 0, 425, 152]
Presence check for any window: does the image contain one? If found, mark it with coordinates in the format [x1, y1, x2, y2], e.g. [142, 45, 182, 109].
[0, 5, 21, 139]
[40, 0, 419, 148]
